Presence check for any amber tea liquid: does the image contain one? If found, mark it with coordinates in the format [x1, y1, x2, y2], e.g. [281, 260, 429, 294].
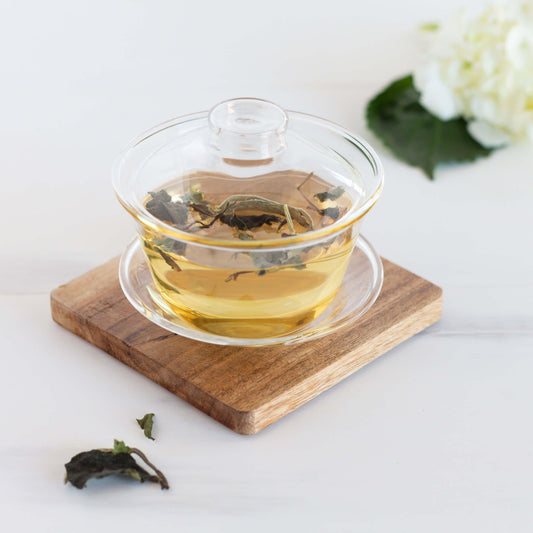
[142, 171, 362, 339]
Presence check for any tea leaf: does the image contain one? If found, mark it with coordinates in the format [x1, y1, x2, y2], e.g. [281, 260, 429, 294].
[136, 413, 155, 440]
[146, 190, 189, 227]
[153, 237, 186, 256]
[320, 207, 341, 220]
[148, 190, 172, 204]
[225, 250, 306, 282]
[148, 188, 316, 237]
[112, 439, 133, 454]
[145, 191, 172, 221]
[314, 186, 345, 203]
[180, 190, 206, 204]
[219, 212, 282, 231]
[65, 449, 157, 489]
[65, 440, 169, 490]
[216, 195, 314, 231]
[155, 247, 182, 272]
[366, 74, 493, 179]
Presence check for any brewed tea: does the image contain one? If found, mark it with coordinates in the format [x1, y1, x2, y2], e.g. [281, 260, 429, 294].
[141, 170, 361, 338]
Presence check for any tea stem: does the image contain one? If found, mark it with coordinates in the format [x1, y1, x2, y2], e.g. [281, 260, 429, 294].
[283, 204, 296, 235]
[130, 448, 170, 490]
[296, 172, 322, 214]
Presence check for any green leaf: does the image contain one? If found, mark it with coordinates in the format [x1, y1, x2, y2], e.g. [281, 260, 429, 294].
[366, 75, 493, 179]
[136, 413, 155, 440]
[112, 439, 133, 454]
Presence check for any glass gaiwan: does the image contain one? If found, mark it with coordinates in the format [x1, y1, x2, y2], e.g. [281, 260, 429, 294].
[113, 98, 384, 346]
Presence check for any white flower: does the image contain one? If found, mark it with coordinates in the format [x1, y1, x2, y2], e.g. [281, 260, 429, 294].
[414, 2, 533, 147]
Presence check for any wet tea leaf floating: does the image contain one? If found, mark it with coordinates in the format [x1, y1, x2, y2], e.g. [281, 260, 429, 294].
[137, 413, 155, 440]
[64, 439, 169, 490]
[314, 186, 345, 203]
[145, 190, 189, 228]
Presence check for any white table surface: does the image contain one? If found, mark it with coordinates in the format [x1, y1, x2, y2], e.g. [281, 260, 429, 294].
[1, 1, 532, 531]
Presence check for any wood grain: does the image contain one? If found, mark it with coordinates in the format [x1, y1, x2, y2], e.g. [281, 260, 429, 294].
[50, 257, 442, 434]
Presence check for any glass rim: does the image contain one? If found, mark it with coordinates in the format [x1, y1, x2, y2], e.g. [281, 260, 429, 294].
[112, 110, 385, 251]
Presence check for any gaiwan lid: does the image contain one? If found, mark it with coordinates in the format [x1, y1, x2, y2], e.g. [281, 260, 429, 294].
[113, 97, 384, 245]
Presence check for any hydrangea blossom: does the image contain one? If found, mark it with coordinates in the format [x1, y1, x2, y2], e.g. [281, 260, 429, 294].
[414, 2, 533, 147]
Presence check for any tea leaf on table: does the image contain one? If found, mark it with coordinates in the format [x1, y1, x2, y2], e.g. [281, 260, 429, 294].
[136, 413, 155, 440]
[64, 450, 158, 489]
[366, 74, 493, 179]
[64, 440, 169, 490]
[112, 439, 133, 454]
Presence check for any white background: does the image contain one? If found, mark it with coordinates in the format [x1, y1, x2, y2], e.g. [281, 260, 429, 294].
[1, 0, 532, 531]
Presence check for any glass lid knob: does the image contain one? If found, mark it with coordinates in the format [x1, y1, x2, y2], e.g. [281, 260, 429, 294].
[208, 98, 288, 161]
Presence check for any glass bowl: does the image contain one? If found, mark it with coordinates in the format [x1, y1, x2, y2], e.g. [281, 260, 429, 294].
[119, 234, 383, 346]
[113, 98, 384, 344]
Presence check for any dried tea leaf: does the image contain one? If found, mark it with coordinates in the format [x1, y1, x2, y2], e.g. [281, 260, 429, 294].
[64, 440, 169, 490]
[314, 186, 345, 203]
[64, 450, 158, 489]
[136, 413, 155, 440]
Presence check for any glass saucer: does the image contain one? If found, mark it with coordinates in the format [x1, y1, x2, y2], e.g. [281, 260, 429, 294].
[119, 235, 383, 346]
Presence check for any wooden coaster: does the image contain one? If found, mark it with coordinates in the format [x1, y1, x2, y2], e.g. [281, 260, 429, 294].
[51, 257, 442, 434]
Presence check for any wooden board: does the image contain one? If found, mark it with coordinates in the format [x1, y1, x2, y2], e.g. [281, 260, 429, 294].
[50, 257, 442, 435]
